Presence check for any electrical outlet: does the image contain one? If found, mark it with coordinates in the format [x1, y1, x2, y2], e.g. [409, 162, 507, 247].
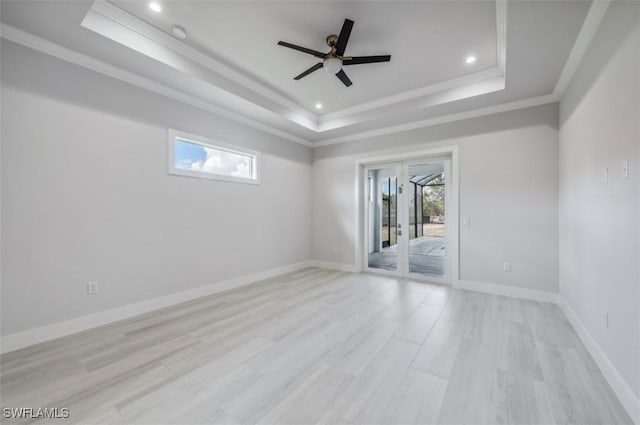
[604, 311, 609, 329]
[463, 217, 471, 227]
[87, 281, 99, 295]
[503, 262, 511, 272]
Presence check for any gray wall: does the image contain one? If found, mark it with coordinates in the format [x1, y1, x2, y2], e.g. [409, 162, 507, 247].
[0, 41, 312, 336]
[559, 1, 640, 397]
[313, 103, 559, 293]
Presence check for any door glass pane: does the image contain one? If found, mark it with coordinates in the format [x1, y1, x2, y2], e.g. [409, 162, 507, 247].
[367, 167, 398, 271]
[407, 163, 445, 276]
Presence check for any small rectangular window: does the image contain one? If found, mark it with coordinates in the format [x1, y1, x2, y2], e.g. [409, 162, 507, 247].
[168, 129, 260, 184]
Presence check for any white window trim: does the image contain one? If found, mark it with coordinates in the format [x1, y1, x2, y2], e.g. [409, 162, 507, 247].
[168, 129, 260, 185]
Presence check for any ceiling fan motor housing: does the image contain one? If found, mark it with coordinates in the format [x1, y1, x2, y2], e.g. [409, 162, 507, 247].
[277, 18, 391, 87]
[326, 34, 339, 48]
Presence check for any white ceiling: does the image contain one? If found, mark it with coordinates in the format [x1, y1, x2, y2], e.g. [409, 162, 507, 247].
[112, 0, 498, 114]
[0, 0, 593, 145]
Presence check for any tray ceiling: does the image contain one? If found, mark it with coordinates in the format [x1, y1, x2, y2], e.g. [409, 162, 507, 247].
[0, 0, 594, 145]
[111, 0, 499, 115]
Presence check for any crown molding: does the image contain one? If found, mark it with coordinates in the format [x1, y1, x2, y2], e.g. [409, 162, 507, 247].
[496, 0, 507, 74]
[311, 0, 508, 124]
[317, 67, 504, 127]
[82, 0, 319, 132]
[314, 0, 611, 147]
[315, 0, 507, 129]
[0, 24, 314, 147]
[89, 0, 317, 125]
[552, 0, 611, 100]
[313, 94, 557, 146]
[81, 0, 507, 133]
[0, 0, 608, 150]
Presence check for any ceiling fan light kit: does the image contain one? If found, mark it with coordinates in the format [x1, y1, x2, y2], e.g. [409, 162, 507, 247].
[323, 57, 342, 74]
[277, 18, 391, 87]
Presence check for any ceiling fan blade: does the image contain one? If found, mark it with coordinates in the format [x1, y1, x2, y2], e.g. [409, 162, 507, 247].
[343, 55, 391, 65]
[277, 41, 326, 59]
[335, 19, 354, 57]
[335, 69, 353, 87]
[294, 63, 324, 80]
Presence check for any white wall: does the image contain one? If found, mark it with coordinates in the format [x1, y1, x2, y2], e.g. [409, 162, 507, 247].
[313, 103, 559, 293]
[559, 0, 640, 404]
[0, 41, 312, 337]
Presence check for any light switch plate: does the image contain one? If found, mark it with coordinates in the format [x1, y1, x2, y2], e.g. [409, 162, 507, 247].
[623, 160, 629, 179]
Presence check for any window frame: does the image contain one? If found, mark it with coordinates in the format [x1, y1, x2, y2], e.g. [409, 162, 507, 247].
[168, 129, 260, 185]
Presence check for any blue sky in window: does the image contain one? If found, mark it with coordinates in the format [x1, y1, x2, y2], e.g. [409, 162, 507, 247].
[175, 140, 207, 165]
[175, 139, 252, 178]
[382, 179, 397, 195]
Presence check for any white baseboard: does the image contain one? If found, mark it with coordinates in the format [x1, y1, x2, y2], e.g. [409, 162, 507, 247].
[454, 279, 559, 303]
[558, 297, 640, 425]
[308, 260, 358, 273]
[3, 264, 637, 425]
[453, 280, 638, 423]
[0, 261, 313, 355]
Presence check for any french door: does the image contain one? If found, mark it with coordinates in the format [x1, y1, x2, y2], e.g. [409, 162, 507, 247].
[364, 159, 451, 282]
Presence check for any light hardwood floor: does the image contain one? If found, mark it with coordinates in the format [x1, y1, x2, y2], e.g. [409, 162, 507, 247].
[0, 268, 633, 425]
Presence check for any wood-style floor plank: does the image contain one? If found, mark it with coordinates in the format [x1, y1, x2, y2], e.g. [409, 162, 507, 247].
[0, 268, 633, 425]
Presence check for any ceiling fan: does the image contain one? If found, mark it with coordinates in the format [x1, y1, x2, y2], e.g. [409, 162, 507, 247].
[277, 19, 391, 87]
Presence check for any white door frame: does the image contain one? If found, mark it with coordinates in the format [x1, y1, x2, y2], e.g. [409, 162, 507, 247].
[363, 163, 404, 278]
[355, 146, 459, 285]
[401, 158, 452, 284]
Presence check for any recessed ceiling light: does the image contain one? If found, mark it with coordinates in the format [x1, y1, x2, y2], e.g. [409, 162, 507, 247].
[148, 2, 162, 13]
[172, 26, 187, 40]
[315, 102, 323, 110]
[465, 55, 477, 64]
